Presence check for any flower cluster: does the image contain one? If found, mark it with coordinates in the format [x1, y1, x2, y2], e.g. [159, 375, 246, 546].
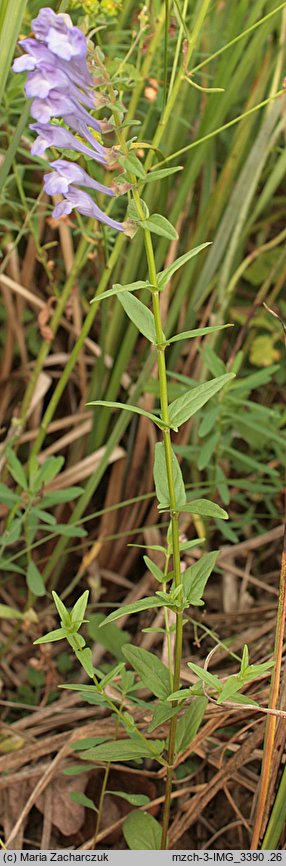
[13, 7, 127, 233]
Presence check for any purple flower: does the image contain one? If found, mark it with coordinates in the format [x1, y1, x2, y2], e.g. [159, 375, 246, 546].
[44, 159, 116, 197]
[14, 38, 93, 88]
[51, 186, 125, 233]
[32, 8, 87, 60]
[30, 90, 103, 132]
[30, 123, 111, 165]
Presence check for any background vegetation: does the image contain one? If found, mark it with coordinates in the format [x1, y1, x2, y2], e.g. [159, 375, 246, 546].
[0, 0, 286, 850]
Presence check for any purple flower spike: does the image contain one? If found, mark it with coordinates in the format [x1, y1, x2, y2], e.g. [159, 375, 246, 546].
[52, 186, 125, 233]
[13, 8, 129, 236]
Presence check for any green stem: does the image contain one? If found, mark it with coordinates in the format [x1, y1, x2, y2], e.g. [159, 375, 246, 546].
[131, 188, 183, 849]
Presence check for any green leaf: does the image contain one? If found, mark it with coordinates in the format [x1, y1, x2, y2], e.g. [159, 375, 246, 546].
[75, 647, 94, 678]
[157, 244, 211, 289]
[199, 406, 221, 437]
[139, 214, 178, 240]
[71, 590, 89, 626]
[144, 166, 183, 183]
[175, 698, 207, 752]
[167, 324, 232, 345]
[187, 663, 221, 692]
[154, 442, 186, 508]
[241, 644, 249, 675]
[33, 456, 65, 490]
[31, 507, 56, 526]
[122, 644, 170, 700]
[100, 596, 165, 626]
[143, 556, 165, 583]
[148, 703, 179, 732]
[0, 603, 23, 620]
[80, 738, 163, 762]
[69, 791, 98, 812]
[100, 661, 126, 688]
[119, 152, 146, 179]
[88, 614, 130, 661]
[169, 373, 235, 428]
[3, 517, 22, 545]
[197, 432, 220, 471]
[52, 591, 70, 626]
[40, 487, 83, 507]
[128, 543, 166, 554]
[7, 448, 28, 490]
[87, 400, 170, 431]
[64, 764, 96, 775]
[107, 791, 150, 806]
[118, 291, 157, 343]
[183, 551, 219, 605]
[200, 345, 226, 378]
[232, 365, 279, 392]
[27, 561, 46, 597]
[217, 676, 244, 704]
[91, 281, 153, 304]
[167, 688, 192, 702]
[59, 685, 107, 708]
[71, 737, 110, 751]
[53, 524, 87, 537]
[225, 693, 259, 707]
[127, 198, 149, 221]
[0, 483, 19, 506]
[123, 811, 162, 850]
[0, 557, 25, 575]
[179, 539, 205, 552]
[173, 499, 228, 520]
[34, 627, 68, 645]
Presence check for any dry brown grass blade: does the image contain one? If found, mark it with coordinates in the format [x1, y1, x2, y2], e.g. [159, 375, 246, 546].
[5, 740, 69, 847]
[168, 722, 264, 847]
[41, 445, 125, 485]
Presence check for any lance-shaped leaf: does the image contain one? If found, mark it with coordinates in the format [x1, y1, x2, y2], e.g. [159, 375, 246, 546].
[175, 697, 207, 752]
[34, 627, 68, 645]
[87, 400, 170, 431]
[118, 291, 158, 343]
[27, 561, 46, 597]
[183, 551, 219, 605]
[168, 373, 235, 429]
[80, 738, 164, 762]
[160, 499, 228, 520]
[166, 324, 232, 345]
[0, 603, 24, 620]
[143, 556, 165, 583]
[148, 703, 179, 732]
[154, 442, 186, 508]
[75, 647, 95, 678]
[144, 165, 183, 183]
[157, 243, 211, 289]
[122, 644, 171, 700]
[99, 596, 166, 626]
[91, 281, 154, 304]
